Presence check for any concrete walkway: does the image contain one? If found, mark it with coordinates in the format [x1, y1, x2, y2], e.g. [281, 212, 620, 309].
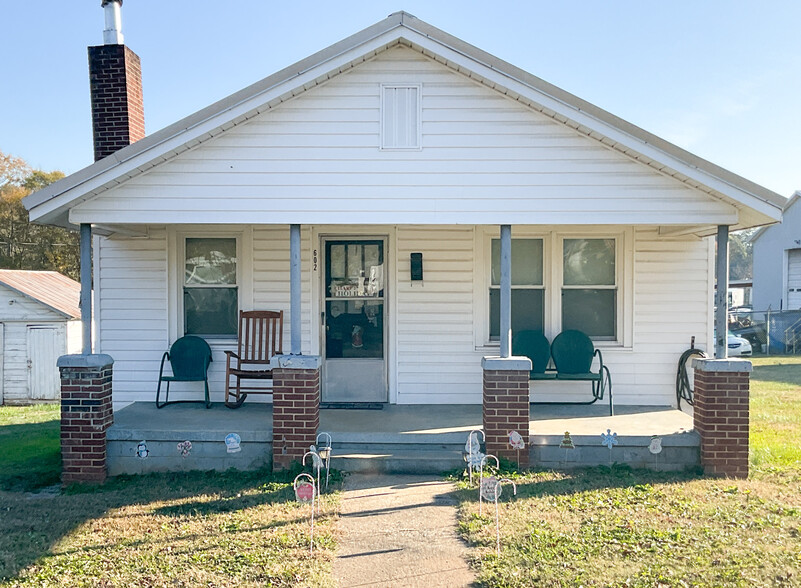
[333, 474, 475, 588]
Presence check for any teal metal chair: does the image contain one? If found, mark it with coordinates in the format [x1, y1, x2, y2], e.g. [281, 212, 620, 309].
[512, 330, 554, 379]
[550, 329, 613, 415]
[156, 335, 213, 409]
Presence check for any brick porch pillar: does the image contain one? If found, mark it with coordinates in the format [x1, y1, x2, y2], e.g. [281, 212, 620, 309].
[57, 354, 114, 484]
[482, 356, 532, 468]
[693, 358, 751, 479]
[271, 355, 321, 471]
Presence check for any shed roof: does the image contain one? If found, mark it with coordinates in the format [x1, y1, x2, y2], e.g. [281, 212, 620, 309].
[0, 270, 81, 319]
[24, 11, 784, 233]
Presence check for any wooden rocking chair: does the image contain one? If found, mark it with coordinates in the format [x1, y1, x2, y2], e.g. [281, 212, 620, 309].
[224, 310, 283, 408]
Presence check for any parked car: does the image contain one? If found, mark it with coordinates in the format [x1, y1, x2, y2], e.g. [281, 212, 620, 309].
[730, 322, 765, 353]
[728, 332, 752, 356]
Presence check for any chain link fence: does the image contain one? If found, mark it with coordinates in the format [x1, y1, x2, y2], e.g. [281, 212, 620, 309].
[729, 308, 801, 355]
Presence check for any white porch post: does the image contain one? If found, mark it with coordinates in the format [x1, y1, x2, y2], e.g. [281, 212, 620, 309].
[500, 224, 512, 358]
[80, 223, 92, 355]
[290, 223, 302, 355]
[715, 225, 729, 359]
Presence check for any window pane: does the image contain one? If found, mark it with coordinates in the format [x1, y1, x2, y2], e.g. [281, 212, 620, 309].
[490, 289, 544, 339]
[491, 239, 543, 286]
[562, 289, 616, 338]
[325, 300, 383, 359]
[185, 238, 237, 285]
[184, 287, 238, 336]
[563, 238, 615, 286]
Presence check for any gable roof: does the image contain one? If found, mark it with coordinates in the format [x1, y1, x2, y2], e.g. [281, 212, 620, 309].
[0, 270, 81, 319]
[750, 190, 800, 243]
[24, 11, 784, 233]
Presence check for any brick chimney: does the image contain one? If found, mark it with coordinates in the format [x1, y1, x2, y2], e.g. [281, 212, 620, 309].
[87, 0, 145, 162]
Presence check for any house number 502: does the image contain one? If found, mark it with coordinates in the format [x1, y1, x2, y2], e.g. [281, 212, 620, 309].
[313, 249, 318, 271]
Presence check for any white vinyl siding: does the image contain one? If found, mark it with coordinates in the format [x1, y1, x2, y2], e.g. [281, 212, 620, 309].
[381, 84, 421, 149]
[71, 46, 735, 227]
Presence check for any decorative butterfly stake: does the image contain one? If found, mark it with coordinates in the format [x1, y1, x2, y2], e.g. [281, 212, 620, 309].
[601, 429, 618, 465]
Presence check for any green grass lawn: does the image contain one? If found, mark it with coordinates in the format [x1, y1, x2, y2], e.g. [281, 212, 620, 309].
[456, 355, 801, 587]
[0, 404, 60, 492]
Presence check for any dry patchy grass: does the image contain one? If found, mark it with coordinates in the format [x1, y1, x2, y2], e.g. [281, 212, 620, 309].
[0, 469, 337, 587]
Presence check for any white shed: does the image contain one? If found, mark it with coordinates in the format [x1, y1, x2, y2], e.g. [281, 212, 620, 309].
[0, 270, 82, 404]
[752, 191, 801, 310]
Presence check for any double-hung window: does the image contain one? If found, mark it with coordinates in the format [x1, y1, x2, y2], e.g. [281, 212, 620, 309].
[489, 238, 544, 339]
[183, 237, 238, 337]
[561, 238, 616, 340]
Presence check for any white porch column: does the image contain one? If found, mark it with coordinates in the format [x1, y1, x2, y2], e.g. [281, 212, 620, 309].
[290, 224, 302, 355]
[80, 223, 92, 355]
[500, 224, 512, 358]
[715, 225, 729, 359]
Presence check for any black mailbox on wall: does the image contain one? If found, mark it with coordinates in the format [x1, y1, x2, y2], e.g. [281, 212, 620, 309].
[410, 252, 423, 281]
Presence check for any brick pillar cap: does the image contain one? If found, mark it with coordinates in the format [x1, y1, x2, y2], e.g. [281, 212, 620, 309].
[692, 357, 752, 373]
[482, 356, 532, 371]
[273, 354, 321, 370]
[57, 353, 115, 369]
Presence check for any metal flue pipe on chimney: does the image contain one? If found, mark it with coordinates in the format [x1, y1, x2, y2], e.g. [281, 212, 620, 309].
[102, 0, 124, 45]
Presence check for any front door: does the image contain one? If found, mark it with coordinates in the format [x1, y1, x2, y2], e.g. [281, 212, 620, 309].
[322, 238, 387, 403]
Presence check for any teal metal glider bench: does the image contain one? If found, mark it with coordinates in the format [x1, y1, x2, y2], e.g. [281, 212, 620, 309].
[512, 329, 613, 416]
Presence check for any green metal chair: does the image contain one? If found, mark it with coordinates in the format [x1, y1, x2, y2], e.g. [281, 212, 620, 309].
[550, 329, 613, 415]
[156, 335, 213, 409]
[512, 330, 554, 379]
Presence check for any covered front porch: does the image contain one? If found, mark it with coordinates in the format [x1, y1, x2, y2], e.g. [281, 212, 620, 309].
[106, 401, 697, 475]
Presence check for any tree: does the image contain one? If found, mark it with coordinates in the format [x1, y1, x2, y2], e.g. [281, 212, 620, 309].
[729, 229, 755, 281]
[0, 150, 79, 279]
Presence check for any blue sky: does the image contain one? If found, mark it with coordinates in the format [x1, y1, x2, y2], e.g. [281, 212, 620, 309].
[1, 1, 799, 197]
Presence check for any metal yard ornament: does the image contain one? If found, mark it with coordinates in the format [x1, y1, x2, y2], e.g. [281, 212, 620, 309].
[316, 432, 333, 490]
[225, 433, 242, 454]
[136, 440, 149, 459]
[649, 435, 663, 470]
[303, 448, 323, 513]
[177, 440, 192, 458]
[490, 478, 517, 556]
[559, 431, 574, 468]
[464, 430, 485, 485]
[479, 454, 500, 515]
[601, 429, 618, 464]
[293, 473, 316, 555]
[508, 430, 525, 466]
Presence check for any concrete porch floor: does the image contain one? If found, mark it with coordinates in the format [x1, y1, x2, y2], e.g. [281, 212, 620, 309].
[109, 402, 693, 441]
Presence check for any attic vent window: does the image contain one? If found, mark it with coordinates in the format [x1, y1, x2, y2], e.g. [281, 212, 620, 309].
[381, 84, 421, 150]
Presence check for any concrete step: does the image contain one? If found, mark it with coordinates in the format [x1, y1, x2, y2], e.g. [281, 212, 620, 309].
[330, 449, 466, 474]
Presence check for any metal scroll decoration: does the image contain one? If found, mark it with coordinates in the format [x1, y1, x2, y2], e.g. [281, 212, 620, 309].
[464, 430, 485, 485]
[316, 432, 333, 490]
[479, 454, 500, 515]
[293, 473, 316, 555]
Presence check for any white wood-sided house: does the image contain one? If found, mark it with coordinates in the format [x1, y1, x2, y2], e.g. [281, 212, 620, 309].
[0, 270, 82, 404]
[25, 12, 784, 412]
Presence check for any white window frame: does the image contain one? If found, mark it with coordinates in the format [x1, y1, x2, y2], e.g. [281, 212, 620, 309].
[380, 84, 422, 151]
[475, 227, 633, 349]
[168, 226, 253, 345]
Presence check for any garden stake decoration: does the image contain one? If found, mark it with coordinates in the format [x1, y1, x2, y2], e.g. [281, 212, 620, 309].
[559, 431, 574, 468]
[225, 433, 241, 454]
[177, 440, 192, 458]
[303, 448, 323, 513]
[490, 478, 517, 556]
[316, 432, 333, 490]
[508, 430, 525, 466]
[479, 454, 500, 515]
[601, 429, 618, 464]
[649, 435, 663, 470]
[464, 429, 485, 485]
[293, 473, 316, 555]
[136, 440, 149, 459]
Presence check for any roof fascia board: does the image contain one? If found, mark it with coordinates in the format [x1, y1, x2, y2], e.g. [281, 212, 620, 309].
[0, 282, 73, 319]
